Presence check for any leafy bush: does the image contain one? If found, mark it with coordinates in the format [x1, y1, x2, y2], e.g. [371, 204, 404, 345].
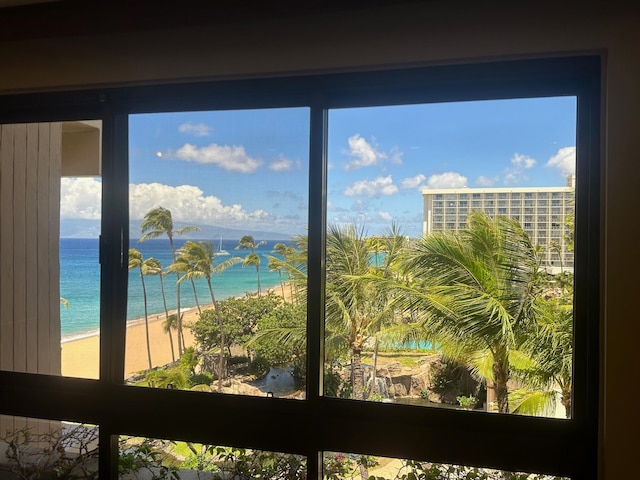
[250, 302, 306, 373]
[118, 438, 180, 480]
[429, 357, 482, 405]
[188, 372, 213, 387]
[191, 293, 284, 353]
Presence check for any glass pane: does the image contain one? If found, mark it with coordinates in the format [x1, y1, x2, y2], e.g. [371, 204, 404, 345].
[0, 121, 102, 379]
[127, 109, 309, 398]
[323, 452, 569, 480]
[326, 98, 576, 418]
[0, 415, 99, 479]
[119, 435, 306, 479]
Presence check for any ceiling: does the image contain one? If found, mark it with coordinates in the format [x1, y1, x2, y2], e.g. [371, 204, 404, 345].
[0, 0, 434, 42]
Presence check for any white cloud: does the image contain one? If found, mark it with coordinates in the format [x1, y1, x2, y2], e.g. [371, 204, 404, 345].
[344, 175, 398, 197]
[378, 211, 393, 221]
[502, 153, 537, 185]
[511, 153, 537, 169]
[60, 179, 306, 233]
[269, 156, 293, 172]
[388, 147, 404, 166]
[178, 122, 212, 137]
[475, 175, 496, 187]
[424, 172, 468, 189]
[327, 201, 348, 213]
[60, 177, 102, 219]
[401, 174, 427, 189]
[172, 143, 262, 173]
[546, 146, 576, 176]
[129, 183, 271, 228]
[344, 134, 387, 171]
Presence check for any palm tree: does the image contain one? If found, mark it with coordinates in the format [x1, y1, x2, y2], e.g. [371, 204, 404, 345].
[325, 223, 399, 400]
[128, 248, 153, 370]
[391, 212, 541, 413]
[515, 295, 573, 418]
[175, 240, 241, 391]
[169, 254, 203, 314]
[235, 235, 266, 294]
[139, 206, 199, 355]
[163, 313, 178, 364]
[144, 258, 176, 363]
[267, 255, 286, 298]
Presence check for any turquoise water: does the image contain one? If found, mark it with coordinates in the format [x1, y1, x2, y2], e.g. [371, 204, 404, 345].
[59, 238, 292, 340]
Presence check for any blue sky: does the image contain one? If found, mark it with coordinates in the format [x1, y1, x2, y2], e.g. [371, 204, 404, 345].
[60, 96, 576, 238]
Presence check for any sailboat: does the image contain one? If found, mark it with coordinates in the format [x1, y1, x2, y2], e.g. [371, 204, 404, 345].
[215, 236, 230, 256]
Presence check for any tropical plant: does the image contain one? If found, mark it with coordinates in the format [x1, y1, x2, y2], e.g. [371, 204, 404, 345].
[143, 258, 176, 362]
[193, 292, 283, 355]
[139, 206, 200, 356]
[324, 223, 402, 400]
[265, 238, 307, 305]
[128, 248, 154, 370]
[235, 235, 267, 294]
[172, 240, 241, 391]
[515, 295, 573, 417]
[250, 300, 307, 375]
[390, 212, 542, 413]
[162, 313, 178, 363]
[169, 253, 203, 314]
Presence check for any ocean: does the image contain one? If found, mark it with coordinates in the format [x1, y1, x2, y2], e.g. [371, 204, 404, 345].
[59, 237, 292, 341]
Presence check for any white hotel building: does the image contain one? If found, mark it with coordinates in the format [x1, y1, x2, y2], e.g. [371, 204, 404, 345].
[422, 176, 575, 272]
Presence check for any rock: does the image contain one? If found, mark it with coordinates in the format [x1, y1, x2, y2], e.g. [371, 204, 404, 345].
[219, 379, 264, 397]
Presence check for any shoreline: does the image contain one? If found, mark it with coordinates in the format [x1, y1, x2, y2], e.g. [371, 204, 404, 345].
[60, 286, 292, 379]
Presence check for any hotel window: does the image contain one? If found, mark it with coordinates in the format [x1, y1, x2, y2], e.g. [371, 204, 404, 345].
[0, 56, 601, 480]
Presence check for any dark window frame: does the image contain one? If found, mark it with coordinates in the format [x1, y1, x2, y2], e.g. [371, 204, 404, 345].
[0, 55, 601, 480]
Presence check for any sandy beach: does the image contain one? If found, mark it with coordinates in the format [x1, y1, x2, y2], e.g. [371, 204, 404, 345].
[60, 286, 293, 379]
[61, 306, 200, 379]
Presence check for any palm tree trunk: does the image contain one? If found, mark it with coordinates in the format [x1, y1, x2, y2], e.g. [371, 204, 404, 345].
[359, 462, 369, 480]
[369, 337, 380, 400]
[190, 278, 201, 314]
[140, 271, 152, 370]
[169, 236, 183, 356]
[256, 264, 261, 295]
[561, 385, 572, 418]
[351, 347, 364, 400]
[493, 349, 510, 414]
[159, 275, 175, 363]
[207, 277, 225, 393]
[279, 270, 285, 298]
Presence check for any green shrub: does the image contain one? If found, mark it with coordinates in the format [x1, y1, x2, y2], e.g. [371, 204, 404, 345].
[188, 372, 213, 387]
